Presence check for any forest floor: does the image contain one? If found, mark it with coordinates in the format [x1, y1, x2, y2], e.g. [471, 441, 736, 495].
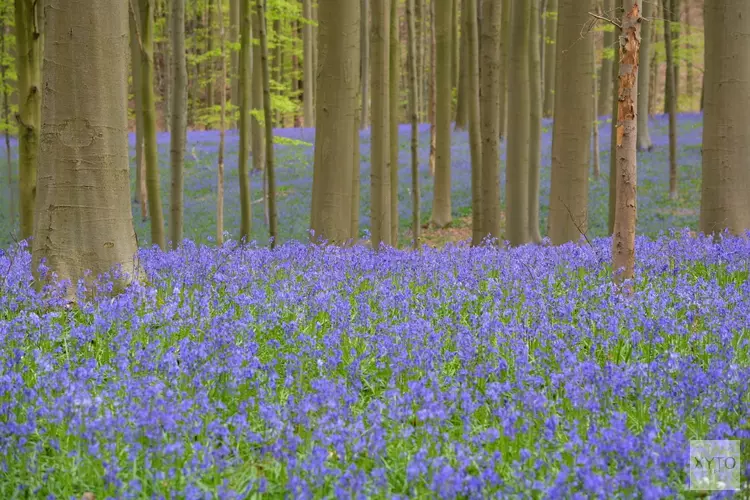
[0, 113, 704, 248]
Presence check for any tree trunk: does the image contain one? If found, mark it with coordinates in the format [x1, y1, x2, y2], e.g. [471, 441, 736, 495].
[663, 0, 680, 113]
[206, 0, 215, 113]
[303, 0, 314, 127]
[360, 0, 370, 129]
[257, 0, 277, 247]
[479, 0, 502, 241]
[32, 0, 138, 297]
[608, 5, 620, 235]
[428, 0, 436, 176]
[498, 0, 511, 139]
[310, 0, 359, 243]
[230, 0, 240, 125]
[139, 0, 166, 250]
[170, 0, 187, 249]
[463, 0, 482, 245]
[370, 0, 392, 247]
[454, 0, 468, 130]
[663, 0, 678, 199]
[251, 10, 265, 172]
[430, 0, 453, 227]
[684, 2, 693, 108]
[129, 6, 148, 222]
[548, 0, 594, 245]
[1, 15, 13, 228]
[636, 0, 653, 151]
[238, 0, 252, 240]
[389, 0, 400, 245]
[612, 1, 641, 289]
[406, 0, 420, 248]
[165, 1, 172, 133]
[592, 47, 600, 179]
[542, 0, 557, 118]
[452, 0, 459, 90]
[700, 0, 750, 236]
[597, 0, 614, 117]
[14, 0, 43, 241]
[528, 0, 543, 243]
[506, 0, 531, 246]
[217, 0, 227, 245]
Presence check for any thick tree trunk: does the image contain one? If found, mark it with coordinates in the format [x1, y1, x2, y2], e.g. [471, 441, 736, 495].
[430, 0, 453, 228]
[528, 0, 543, 243]
[217, 0, 227, 245]
[370, 0, 391, 247]
[310, 0, 359, 243]
[479, 0, 502, 241]
[257, 0, 277, 246]
[663, 0, 678, 199]
[597, 0, 614, 118]
[238, 0, 252, 240]
[139, 0, 166, 249]
[542, 0, 558, 118]
[170, 0, 187, 249]
[14, 0, 42, 240]
[406, 0, 420, 248]
[251, 11, 265, 172]
[636, 0, 653, 151]
[700, 0, 750, 236]
[360, 0, 370, 129]
[506, 0, 531, 246]
[32, 0, 138, 296]
[549, 0, 594, 245]
[612, 0, 641, 289]
[465, 0, 482, 245]
[389, 0, 400, 245]
[303, 0, 314, 126]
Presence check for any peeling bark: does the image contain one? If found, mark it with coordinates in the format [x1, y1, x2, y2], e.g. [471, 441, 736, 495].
[612, 1, 641, 290]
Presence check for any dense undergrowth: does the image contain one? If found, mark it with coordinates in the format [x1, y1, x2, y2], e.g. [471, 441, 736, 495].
[1, 232, 749, 498]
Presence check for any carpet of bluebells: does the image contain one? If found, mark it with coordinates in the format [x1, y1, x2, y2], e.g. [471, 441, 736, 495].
[0, 113, 703, 247]
[2, 232, 750, 497]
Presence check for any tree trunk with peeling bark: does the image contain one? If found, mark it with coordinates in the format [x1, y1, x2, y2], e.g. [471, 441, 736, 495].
[700, 0, 750, 236]
[612, 0, 641, 289]
[32, 0, 138, 297]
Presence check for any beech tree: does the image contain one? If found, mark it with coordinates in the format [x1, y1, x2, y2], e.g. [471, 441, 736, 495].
[548, 0, 594, 245]
[170, 0, 187, 249]
[32, 0, 138, 295]
[700, 0, 750, 236]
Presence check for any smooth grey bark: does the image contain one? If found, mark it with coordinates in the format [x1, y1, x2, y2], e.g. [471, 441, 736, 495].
[129, 5, 148, 222]
[32, 0, 138, 297]
[479, 0, 502, 241]
[360, 0, 370, 129]
[170, 0, 187, 249]
[250, 10, 265, 172]
[700, 0, 750, 236]
[430, 0, 453, 227]
[310, 0, 360, 243]
[548, 0, 594, 245]
[238, 0, 252, 240]
[14, 0, 42, 240]
[542, 0, 557, 118]
[389, 0, 400, 244]
[663, 0, 678, 199]
[636, 0, 653, 151]
[217, 0, 227, 245]
[466, 0, 482, 245]
[506, 0, 530, 246]
[257, 0, 277, 247]
[406, 0, 420, 248]
[528, 0, 543, 243]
